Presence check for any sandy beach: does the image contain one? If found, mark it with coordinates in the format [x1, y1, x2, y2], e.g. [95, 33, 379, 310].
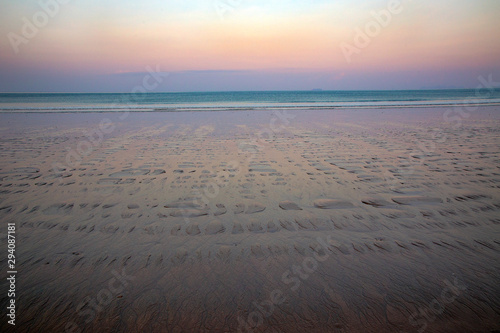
[0, 106, 499, 332]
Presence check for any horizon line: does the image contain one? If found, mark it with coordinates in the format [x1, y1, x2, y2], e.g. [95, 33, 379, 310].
[0, 88, 488, 94]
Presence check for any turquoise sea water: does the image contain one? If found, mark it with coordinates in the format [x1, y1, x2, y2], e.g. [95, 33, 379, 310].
[0, 90, 499, 112]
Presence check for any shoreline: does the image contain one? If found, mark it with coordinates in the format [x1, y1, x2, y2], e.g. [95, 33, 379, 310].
[1, 101, 500, 113]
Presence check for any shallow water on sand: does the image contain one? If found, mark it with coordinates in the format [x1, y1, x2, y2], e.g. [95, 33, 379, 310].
[0, 108, 499, 332]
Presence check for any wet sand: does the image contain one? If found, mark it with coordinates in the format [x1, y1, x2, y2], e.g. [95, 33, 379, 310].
[0, 107, 499, 332]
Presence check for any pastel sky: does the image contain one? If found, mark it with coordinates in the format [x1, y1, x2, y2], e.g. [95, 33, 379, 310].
[1, 0, 499, 92]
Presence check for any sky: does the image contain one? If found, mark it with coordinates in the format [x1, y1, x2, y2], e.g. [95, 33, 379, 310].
[0, 0, 499, 92]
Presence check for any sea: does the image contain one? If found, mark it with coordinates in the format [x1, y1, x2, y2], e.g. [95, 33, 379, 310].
[0, 90, 499, 112]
